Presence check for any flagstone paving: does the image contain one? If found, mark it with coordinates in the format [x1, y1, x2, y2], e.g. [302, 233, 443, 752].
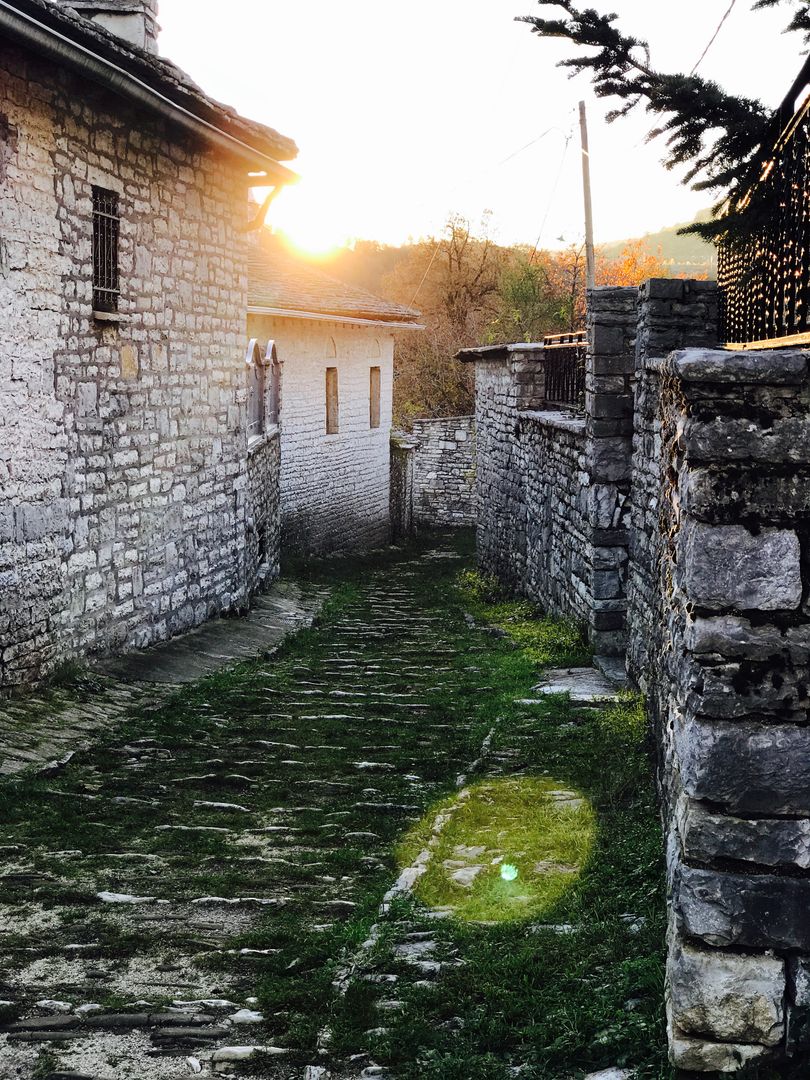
[0, 580, 325, 779]
[0, 537, 670, 1080]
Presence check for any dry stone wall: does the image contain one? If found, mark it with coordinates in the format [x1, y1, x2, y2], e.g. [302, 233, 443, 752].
[652, 346, 810, 1073]
[410, 416, 476, 528]
[468, 279, 810, 1071]
[0, 41, 280, 687]
[470, 333, 630, 656]
[627, 279, 719, 686]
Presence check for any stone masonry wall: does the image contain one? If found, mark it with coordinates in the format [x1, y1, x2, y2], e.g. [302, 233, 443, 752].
[410, 415, 476, 528]
[470, 327, 632, 656]
[627, 280, 719, 687]
[0, 41, 279, 686]
[652, 347, 810, 1074]
[520, 410, 590, 629]
[248, 315, 394, 555]
[473, 350, 546, 593]
[468, 283, 810, 1071]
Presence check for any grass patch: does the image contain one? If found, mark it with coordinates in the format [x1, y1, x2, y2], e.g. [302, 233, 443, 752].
[457, 568, 591, 667]
[397, 777, 596, 924]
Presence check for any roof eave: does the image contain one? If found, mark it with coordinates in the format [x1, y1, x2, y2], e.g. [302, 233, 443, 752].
[0, 0, 299, 183]
[248, 305, 425, 331]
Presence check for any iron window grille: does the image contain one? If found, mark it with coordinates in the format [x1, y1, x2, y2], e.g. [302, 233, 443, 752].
[92, 186, 120, 313]
[542, 331, 587, 409]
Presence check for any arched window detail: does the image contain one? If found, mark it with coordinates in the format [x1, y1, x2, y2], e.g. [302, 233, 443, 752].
[246, 338, 266, 439]
[265, 339, 281, 426]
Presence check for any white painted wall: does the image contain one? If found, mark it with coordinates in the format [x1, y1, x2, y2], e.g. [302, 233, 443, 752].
[248, 314, 394, 554]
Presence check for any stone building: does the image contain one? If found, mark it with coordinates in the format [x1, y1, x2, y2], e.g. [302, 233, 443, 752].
[0, 0, 298, 687]
[248, 238, 421, 554]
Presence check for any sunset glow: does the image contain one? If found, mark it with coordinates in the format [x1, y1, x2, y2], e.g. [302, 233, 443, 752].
[160, 0, 801, 252]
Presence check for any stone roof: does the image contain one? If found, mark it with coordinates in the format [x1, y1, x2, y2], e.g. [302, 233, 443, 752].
[3, 0, 298, 166]
[248, 243, 422, 326]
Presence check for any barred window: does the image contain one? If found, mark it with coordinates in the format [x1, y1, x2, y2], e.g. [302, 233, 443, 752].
[92, 186, 120, 313]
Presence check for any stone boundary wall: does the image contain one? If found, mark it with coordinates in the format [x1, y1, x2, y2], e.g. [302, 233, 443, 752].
[465, 281, 810, 1071]
[470, 347, 546, 594]
[627, 280, 720, 687]
[653, 347, 810, 1073]
[410, 416, 476, 528]
[520, 410, 590, 629]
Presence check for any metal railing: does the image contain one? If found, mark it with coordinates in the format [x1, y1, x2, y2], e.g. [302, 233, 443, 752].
[719, 59, 810, 347]
[542, 331, 587, 409]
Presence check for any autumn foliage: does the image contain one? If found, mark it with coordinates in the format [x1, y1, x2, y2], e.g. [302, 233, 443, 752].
[377, 217, 673, 425]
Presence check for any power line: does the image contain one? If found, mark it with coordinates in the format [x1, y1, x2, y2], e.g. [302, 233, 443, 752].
[690, 0, 739, 74]
[529, 125, 574, 263]
[410, 119, 575, 304]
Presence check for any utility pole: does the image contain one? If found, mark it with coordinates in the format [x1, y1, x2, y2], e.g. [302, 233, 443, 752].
[579, 100, 596, 292]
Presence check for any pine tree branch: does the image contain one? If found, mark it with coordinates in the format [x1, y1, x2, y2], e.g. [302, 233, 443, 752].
[518, 0, 771, 207]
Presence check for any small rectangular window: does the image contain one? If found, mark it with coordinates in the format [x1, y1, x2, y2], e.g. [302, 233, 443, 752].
[370, 366, 381, 429]
[92, 186, 120, 313]
[326, 367, 339, 434]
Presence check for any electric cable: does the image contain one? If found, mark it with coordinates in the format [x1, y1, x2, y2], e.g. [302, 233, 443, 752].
[691, 0, 739, 74]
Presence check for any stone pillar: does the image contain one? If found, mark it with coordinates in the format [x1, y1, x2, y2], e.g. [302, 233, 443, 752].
[390, 432, 418, 542]
[659, 347, 810, 1073]
[628, 279, 718, 685]
[585, 287, 638, 656]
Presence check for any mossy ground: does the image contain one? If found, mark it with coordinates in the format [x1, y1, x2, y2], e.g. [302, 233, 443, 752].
[0, 531, 670, 1079]
[396, 776, 596, 924]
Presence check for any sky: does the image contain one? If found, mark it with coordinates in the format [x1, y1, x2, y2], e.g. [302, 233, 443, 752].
[158, 0, 804, 254]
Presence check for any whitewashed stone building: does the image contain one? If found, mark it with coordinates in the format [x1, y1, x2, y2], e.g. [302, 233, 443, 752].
[0, 0, 298, 687]
[248, 239, 421, 554]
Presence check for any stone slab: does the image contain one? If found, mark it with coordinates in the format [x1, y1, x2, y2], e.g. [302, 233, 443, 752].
[526, 667, 621, 703]
[676, 865, 810, 951]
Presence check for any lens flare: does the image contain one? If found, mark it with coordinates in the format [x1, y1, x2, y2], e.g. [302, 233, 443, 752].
[500, 863, 519, 882]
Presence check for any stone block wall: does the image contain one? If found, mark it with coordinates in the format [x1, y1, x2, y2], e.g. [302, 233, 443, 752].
[651, 347, 810, 1073]
[0, 41, 280, 686]
[627, 280, 719, 686]
[468, 332, 631, 655]
[410, 415, 476, 528]
[472, 348, 547, 593]
[520, 410, 590, 629]
[248, 315, 394, 556]
[246, 431, 281, 592]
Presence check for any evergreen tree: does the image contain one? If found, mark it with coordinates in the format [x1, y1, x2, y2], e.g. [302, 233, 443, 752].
[518, 1, 810, 234]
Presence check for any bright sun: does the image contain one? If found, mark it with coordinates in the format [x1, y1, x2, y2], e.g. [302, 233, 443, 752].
[265, 184, 348, 258]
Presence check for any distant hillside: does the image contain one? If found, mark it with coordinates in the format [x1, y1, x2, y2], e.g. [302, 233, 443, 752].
[273, 210, 718, 298]
[600, 211, 717, 279]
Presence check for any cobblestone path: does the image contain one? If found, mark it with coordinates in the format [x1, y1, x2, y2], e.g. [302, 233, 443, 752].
[0, 540, 667, 1080]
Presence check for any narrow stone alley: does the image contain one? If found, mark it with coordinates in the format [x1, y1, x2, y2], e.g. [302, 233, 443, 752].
[0, 539, 667, 1080]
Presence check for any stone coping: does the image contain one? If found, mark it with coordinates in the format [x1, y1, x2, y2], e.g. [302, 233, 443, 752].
[519, 409, 586, 437]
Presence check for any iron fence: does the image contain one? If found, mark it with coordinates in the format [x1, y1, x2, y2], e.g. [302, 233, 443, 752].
[542, 331, 587, 409]
[719, 60, 810, 347]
